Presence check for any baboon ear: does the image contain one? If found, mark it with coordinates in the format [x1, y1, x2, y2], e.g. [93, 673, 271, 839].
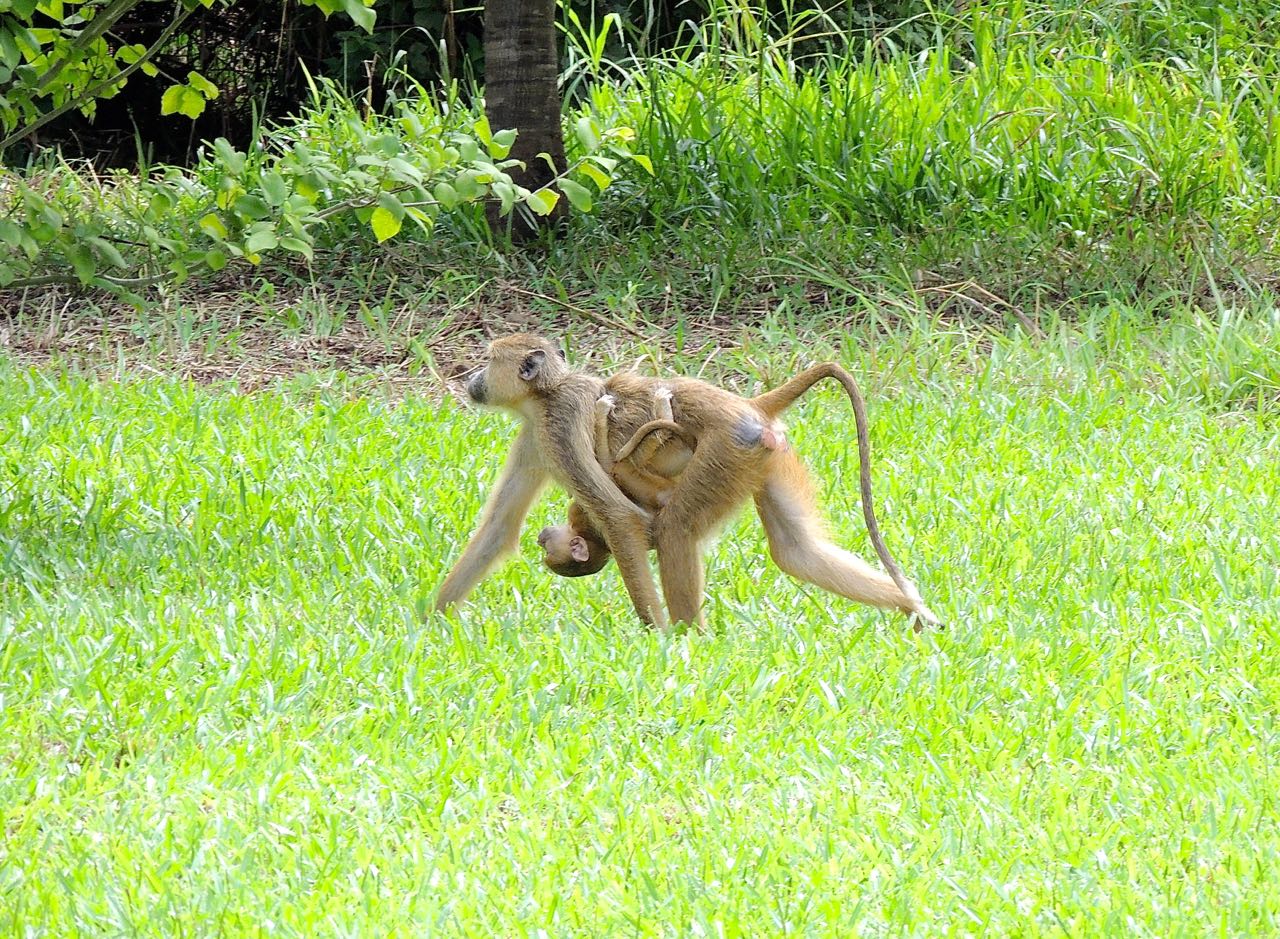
[569, 536, 590, 563]
[519, 349, 547, 381]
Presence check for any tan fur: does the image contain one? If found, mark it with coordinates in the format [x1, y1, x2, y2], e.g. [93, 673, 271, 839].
[434, 335, 667, 629]
[598, 388, 692, 509]
[435, 333, 938, 632]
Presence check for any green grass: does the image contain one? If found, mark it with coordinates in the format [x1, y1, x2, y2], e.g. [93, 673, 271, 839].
[2, 305, 1278, 935]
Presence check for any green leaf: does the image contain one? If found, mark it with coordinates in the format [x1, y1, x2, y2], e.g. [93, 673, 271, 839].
[88, 237, 127, 269]
[492, 180, 517, 215]
[204, 249, 228, 271]
[341, 0, 375, 33]
[405, 206, 436, 230]
[472, 116, 492, 147]
[199, 213, 228, 239]
[159, 85, 185, 116]
[116, 43, 146, 66]
[178, 86, 205, 118]
[579, 162, 611, 192]
[432, 181, 458, 209]
[629, 153, 655, 175]
[161, 84, 205, 119]
[260, 171, 289, 207]
[147, 191, 173, 218]
[376, 191, 405, 220]
[372, 133, 401, 158]
[279, 236, 314, 260]
[487, 127, 516, 159]
[370, 206, 402, 242]
[0, 28, 22, 69]
[113, 40, 157, 74]
[525, 189, 560, 217]
[70, 243, 95, 283]
[559, 179, 593, 212]
[0, 219, 21, 248]
[187, 70, 218, 98]
[574, 116, 600, 152]
[245, 228, 278, 253]
[386, 157, 422, 184]
[233, 194, 271, 220]
[453, 172, 480, 200]
[213, 138, 246, 174]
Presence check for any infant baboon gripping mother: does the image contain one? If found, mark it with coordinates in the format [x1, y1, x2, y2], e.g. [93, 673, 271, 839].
[434, 334, 939, 631]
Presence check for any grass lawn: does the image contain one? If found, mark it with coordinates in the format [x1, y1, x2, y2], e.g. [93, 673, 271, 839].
[1, 307, 1278, 935]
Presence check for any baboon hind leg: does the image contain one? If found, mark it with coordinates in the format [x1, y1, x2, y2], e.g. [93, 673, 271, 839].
[651, 431, 766, 627]
[754, 451, 915, 614]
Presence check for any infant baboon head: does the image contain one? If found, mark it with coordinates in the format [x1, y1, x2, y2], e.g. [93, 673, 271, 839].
[537, 524, 612, 577]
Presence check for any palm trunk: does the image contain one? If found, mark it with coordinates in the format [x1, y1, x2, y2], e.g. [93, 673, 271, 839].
[483, 0, 567, 240]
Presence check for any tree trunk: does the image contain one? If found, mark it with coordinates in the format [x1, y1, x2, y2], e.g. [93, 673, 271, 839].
[483, 0, 567, 241]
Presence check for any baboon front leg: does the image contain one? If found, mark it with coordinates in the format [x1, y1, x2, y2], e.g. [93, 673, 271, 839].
[610, 518, 670, 628]
[436, 427, 548, 611]
[655, 528, 705, 628]
[755, 452, 918, 615]
[548, 420, 670, 631]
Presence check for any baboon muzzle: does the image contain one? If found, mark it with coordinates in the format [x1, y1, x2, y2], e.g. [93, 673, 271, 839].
[465, 373, 486, 403]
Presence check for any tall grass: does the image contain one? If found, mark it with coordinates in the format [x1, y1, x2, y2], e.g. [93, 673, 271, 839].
[7, 0, 1279, 312]
[563, 0, 1280, 299]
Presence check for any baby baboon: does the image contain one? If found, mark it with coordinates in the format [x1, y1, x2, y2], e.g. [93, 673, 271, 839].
[537, 388, 691, 577]
[539, 387, 782, 576]
[435, 334, 938, 631]
[598, 387, 697, 509]
[535, 499, 615, 577]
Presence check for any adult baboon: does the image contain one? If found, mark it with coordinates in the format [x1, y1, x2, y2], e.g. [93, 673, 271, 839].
[435, 335, 937, 630]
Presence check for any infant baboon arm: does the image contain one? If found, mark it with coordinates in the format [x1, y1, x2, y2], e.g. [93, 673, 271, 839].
[656, 386, 674, 421]
[626, 387, 676, 467]
[594, 394, 616, 473]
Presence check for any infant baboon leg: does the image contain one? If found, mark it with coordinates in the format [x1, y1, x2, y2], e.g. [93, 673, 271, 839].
[594, 393, 616, 473]
[629, 387, 675, 467]
[655, 386, 674, 421]
[615, 420, 694, 464]
[611, 462, 676, 511]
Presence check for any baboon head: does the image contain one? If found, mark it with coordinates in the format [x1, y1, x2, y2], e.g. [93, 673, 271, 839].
[466, 334, 567, 409]
[537, 523, 612, 577]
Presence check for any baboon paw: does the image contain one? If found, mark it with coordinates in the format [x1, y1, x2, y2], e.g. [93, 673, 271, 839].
[908, 605, 942, 632]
